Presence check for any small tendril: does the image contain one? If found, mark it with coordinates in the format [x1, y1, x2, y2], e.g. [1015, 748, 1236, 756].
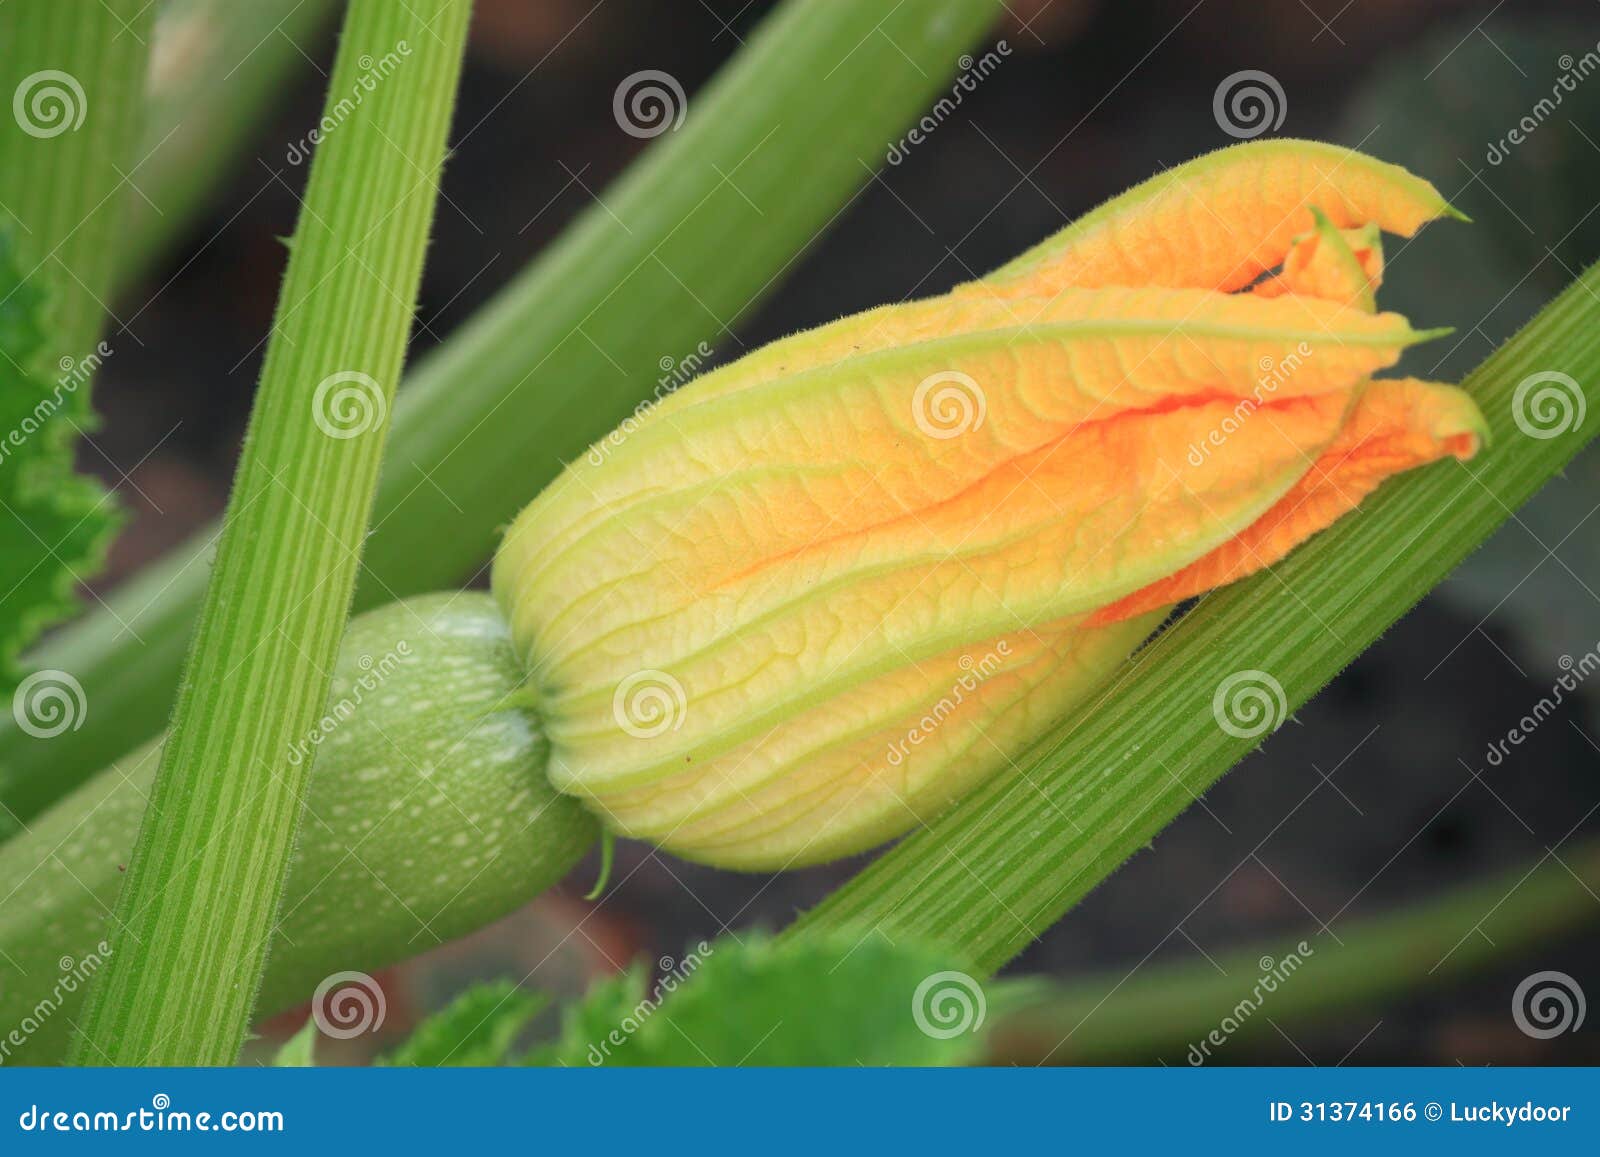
[584, 830, 616, 901]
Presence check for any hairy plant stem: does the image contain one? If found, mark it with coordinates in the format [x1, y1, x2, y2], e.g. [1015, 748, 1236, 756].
[71, 0, 472, 1066]
[788, 257, 1600, 973]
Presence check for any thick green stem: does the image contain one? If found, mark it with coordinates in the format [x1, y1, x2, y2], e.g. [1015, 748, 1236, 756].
[71, 0, 472, 1066]
[0, 593, 592, 1065]
[789, 258, 1600, 973]
[0, 0, 1007, 828]
[990, 840, 1600, 1064]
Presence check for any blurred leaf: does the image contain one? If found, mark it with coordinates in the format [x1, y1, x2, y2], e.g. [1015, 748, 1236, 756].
[990, 839, 1600, 1064]
[0, 226, 121, 691]
[270, 1019, 318, 1067]
[0, 0, 150, 372]
[382, 982, 548, 1067]
[523, 967, 650, 1068]
[530, 933, 1032, 1067]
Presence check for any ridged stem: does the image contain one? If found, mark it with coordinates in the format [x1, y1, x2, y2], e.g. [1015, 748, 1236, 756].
[71, 0, 472, 1066]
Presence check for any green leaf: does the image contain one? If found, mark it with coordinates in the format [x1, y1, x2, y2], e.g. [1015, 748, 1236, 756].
[522, 967, 649, 1068]
[0, 0, 150, 699]
[381, 982, 548, 1068]
[531, 933, 1030, 1067]
[271, 1019, 319, 1067]
[791, 252, 1600, 975]
[0, 226, 120, 689]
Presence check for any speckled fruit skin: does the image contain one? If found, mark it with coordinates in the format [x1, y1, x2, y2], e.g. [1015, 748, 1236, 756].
[0, 593, 595, 1063]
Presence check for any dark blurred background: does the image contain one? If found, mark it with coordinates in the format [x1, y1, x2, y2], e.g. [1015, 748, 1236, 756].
[93, 0, 1600, 1063]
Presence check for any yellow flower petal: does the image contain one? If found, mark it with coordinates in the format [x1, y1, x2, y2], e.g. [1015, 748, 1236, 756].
[591, 611, 1162, 868]
[498, 310, 1436, 808]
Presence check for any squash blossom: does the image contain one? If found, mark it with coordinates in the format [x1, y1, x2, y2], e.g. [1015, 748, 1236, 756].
[492, 140, 1486, 870]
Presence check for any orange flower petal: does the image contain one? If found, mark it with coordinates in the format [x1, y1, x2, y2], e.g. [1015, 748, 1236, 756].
[1090, 378, 1487, 625]
[1254, 209, 1383, 311]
